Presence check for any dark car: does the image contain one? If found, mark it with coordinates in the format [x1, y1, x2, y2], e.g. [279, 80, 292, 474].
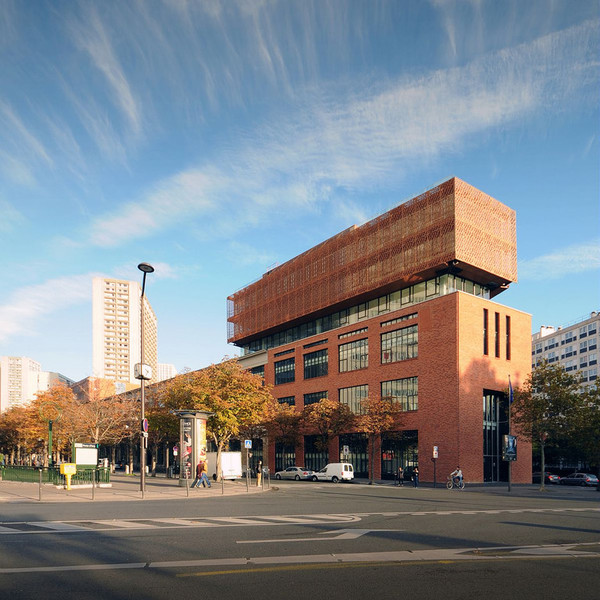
[559, 472, 599, 487]
[532, 471, 560, 484]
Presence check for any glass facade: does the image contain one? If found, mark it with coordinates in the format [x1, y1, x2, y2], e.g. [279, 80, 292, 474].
[339, 338, 368, 372]
[380, 431, 418, 480]
[278, 396, 295, 405]
[303, 391, 328, 406]
[339, 384, 369, 414]
[381, 377, 418, 411]
[274, 357, 295, 385]
[483, 390, 509, 482]
[381, 325, 418, 363]
[241, 274, 491, 355]
[339, 433, 368, 478]
[275, 443, 296, 471]
[303, 435, 328, 471]
[303, 349, 328, 379]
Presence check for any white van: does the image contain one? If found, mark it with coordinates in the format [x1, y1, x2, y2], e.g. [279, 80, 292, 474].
[312, 463, 354, 483]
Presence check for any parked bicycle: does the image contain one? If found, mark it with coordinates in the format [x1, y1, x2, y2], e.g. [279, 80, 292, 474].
[446, 476, 465, 490]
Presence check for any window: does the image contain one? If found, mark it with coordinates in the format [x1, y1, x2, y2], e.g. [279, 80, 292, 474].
[494, 312, 500, 358]
[381, 325, 418, 363]
[250, 365, 265, 378]
[278, 396, 295, 406]
[483, 309, 489, 355]
[505, 316, 511, 360]
[339, 385, 368, 413]
[303, 391, 328, 406]
[303, 349, 328, 379]
[339, 338, 368, 372]
[274, 358, 295, 385]
[381, 377, 418, 411]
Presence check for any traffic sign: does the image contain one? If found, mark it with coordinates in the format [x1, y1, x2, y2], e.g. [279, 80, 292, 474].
[244, 440, 252, 449]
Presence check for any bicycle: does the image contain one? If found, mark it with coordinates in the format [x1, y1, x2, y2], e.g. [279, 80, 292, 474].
[446, 476, 465, 490]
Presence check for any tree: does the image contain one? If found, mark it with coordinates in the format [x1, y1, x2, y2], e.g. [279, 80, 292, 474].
[302, 398, 355, 456]
[355, 395, 405, 484]
[164, 359, 275, 479]
[511, 361, 582, 489]
[264, 402, 303, 447]
[570, 385, 600, 473]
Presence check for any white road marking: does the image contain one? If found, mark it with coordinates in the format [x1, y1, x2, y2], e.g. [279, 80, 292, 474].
[237, 528, 402, 544]
[0, 542, 598, 574]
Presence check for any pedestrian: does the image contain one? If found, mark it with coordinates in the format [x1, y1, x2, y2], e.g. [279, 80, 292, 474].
[413, 466, 419, 487]
[198, 459, 211, 488]
[397, 465, 404, 487]
[190, 460, 203, 488]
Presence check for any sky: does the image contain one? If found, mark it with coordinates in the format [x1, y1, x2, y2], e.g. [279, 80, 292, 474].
[0, 0, 598, 382]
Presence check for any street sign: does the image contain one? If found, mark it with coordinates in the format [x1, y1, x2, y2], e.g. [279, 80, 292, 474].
[244, 440, 252, 449]
[433, 445, 439, 459]
[342, 445, 349, 455]
[142, 418, 148, 433]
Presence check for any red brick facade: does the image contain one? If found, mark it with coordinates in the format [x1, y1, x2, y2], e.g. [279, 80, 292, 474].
[233, 179, 531, 483]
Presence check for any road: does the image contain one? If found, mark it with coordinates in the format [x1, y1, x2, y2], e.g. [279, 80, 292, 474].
[0, 480, 598, 599]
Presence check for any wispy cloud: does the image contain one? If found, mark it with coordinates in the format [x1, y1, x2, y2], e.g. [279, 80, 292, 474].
[519, 240, 600, 281]
[0, 199, 24, 232]
[67, 6, 142, 137]
[77, 19, 598, 248]
[0, 274, 94, 342]
[227, 242, 277, 268]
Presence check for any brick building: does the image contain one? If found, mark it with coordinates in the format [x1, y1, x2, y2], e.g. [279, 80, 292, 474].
[229, 178, 531, 483]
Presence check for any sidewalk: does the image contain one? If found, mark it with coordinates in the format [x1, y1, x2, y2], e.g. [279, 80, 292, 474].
[0, 473, 269, 503]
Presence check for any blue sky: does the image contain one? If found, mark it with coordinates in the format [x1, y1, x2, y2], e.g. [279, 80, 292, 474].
[0, 0, 598, 382]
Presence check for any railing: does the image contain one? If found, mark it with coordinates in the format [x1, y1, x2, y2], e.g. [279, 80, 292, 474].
[0, 465, 111, 486]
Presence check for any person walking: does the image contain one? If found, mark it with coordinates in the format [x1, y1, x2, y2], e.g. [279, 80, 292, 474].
[397, 465, 404, 487]
[190, 460, 203, 488]
[413, 466, 419, 487]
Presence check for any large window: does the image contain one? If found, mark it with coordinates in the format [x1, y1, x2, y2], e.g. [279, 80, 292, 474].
[339, 338, 368, 372]
[381, 325, 418, 363]
[381, 377, 418, 411]
[274, 357, 295, 385]
[483, 309, 489, 355]
[304, 391, 328, 406]
[339, 385, 368, 413]
[278, 396, 295, 406]
[303, 349, 328, 379]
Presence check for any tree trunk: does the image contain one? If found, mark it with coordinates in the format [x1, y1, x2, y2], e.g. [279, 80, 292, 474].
[151, 444, 157, 476]
[540, 438, 546, 491]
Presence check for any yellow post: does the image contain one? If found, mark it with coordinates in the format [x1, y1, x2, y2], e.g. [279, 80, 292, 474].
[60, 463, 77, 490]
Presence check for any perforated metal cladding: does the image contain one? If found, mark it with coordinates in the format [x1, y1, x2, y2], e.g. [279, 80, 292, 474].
[227, 178, 517, 344]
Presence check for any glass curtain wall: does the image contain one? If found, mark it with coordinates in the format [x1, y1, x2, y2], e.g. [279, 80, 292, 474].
[483, 390, 509, 482]
[380, 431, 418, 481]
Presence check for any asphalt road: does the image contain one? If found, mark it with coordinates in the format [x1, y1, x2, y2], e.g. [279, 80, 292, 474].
[0, 481, 598, 599]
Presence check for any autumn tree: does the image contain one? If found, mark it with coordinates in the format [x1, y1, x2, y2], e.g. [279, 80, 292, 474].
[146, 387, 179, 476]
[264, 402, 303, 447]
[570, 385, 600, 473]
[512, 361, 582, 489]
[355, 395, 405, 484]
[164, 359, 275, 479]
[302, 397, 355, 457]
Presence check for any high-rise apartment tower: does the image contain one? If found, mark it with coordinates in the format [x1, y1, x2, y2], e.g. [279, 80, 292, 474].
[92, 277, 158, 385]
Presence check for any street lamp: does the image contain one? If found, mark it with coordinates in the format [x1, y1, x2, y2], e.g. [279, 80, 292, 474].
[135, 262, 154, 498]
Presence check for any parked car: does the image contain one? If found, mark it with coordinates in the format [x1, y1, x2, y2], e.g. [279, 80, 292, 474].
[311, 463, 354, 483]
[274, 466, 314, 481]
[559, 472, 599, 487]
[532, 472, 560, 484]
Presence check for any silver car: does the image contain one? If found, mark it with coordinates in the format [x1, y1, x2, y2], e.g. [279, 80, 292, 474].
[274, 466, 314, 481]
[559, 472, 598, 486]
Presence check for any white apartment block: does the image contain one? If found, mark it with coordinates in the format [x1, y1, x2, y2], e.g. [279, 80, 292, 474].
[0, 356, 41, 412]
[157, 363, 178, 382]
[532, 311, 599, 387]
[92, 277, 158, 385]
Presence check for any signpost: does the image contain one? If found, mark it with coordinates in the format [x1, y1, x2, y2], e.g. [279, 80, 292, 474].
[432, 446, 439, 488]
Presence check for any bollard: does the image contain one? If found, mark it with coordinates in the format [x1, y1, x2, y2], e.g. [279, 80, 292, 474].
[39, 468, 42, 502]
[91, 469, 95, 501]
[221, 472, 224, 496]
[185, 473, 189, 498]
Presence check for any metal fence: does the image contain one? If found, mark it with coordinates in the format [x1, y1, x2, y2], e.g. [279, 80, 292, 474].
[0, 465, 111, 486]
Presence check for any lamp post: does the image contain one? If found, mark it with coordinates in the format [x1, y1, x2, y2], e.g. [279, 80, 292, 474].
[136, 262, 154, 498]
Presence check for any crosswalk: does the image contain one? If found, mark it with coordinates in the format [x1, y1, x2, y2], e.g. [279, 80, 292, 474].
[0, 507, 598, 535]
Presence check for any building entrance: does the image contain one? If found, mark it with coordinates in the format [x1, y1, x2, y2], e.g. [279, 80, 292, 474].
[381, 430, 418, 481]
[483, 390, 509, 482]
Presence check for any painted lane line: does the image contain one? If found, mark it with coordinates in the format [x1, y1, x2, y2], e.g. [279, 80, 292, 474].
[2, 543, 599, 574]
[237, 529, 403, 544]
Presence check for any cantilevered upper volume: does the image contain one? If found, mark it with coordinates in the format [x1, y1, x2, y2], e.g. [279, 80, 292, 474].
[227, 177, 516, 346]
